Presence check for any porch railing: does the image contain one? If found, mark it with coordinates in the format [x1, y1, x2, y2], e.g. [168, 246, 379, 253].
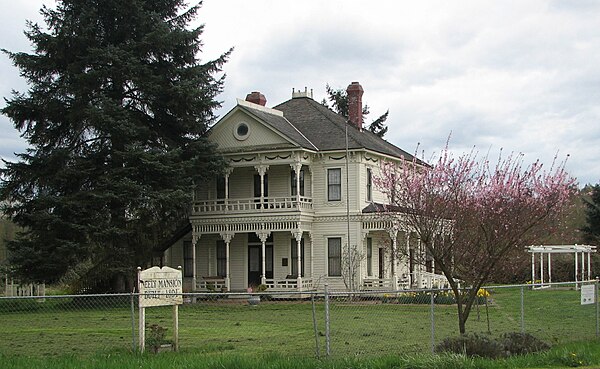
[362, 277, 410, 291]
[415, 271, 450, 289]
[264, 278, 313, 291]
[193, 196, 312, 214]
[196, 277, 227, 292]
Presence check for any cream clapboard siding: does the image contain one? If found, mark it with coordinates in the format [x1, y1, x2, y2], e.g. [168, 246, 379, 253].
[209, 110, 293, 151]
[196, 165, 311, 201]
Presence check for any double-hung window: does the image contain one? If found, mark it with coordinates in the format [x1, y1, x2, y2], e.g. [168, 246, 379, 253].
[327, 168, 341, 201]
[328, 238, 342, 276]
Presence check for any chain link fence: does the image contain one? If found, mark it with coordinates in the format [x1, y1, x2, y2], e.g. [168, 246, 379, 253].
[0, 281, 598, 358]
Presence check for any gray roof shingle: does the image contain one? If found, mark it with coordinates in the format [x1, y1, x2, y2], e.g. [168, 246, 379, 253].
[272, 97, 416, 160]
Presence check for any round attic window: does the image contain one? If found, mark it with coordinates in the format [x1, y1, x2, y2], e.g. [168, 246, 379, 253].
[234, 122, 250, 141]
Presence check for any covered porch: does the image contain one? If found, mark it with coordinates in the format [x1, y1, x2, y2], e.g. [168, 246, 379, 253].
[361, 216, 451, 291]
[189, 222, 315, 293]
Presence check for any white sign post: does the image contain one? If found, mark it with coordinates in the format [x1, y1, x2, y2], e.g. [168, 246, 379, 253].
[137, 266, 183, 352]
[581, 284, 596, 305]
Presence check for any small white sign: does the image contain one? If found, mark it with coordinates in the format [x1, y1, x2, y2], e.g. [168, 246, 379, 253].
[581, 284, 596, 305]
[139, 266, 183, 307]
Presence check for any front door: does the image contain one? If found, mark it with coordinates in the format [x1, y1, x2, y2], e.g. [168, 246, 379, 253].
[248, 245, 262, 286]
[248, 233, 274, 287]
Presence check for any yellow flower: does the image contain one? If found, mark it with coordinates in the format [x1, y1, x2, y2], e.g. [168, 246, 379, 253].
[477, 288, 490, 297]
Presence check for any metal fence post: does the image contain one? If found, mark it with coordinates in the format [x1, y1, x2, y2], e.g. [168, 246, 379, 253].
[520, 286, 525, 333]
[594, 277, 600, 338]
[311, 293, 320, 358]
[430, 289, 435, 354]
[130, 292, 136, 352]
[324, 284, 330, 357]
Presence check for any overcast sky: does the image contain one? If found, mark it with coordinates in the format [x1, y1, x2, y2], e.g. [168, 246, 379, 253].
[1, 1, 599, 185]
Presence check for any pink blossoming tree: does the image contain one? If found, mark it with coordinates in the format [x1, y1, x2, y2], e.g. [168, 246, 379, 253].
[375, 145, 576, 334]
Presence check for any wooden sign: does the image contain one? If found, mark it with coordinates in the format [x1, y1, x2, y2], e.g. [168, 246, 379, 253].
[137, 266, 182, 352]
[139, 266, 183, 307]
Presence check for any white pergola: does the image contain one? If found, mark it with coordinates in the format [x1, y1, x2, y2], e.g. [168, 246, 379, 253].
[527, 245, 597, 288]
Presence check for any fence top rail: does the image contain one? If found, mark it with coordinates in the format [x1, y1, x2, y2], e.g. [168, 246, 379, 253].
[2, 279, 596, 300]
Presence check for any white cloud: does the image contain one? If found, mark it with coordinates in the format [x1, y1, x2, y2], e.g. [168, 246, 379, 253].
[1, 0, 600, 185]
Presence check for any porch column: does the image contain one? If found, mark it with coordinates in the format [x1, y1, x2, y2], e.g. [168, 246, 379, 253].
[191, 232, 200, 291]
[224, 167, 233, 205]
[221, 232, 234, 291]
[291, 163, 302, 204]
[255, 165, 269, 207]
[389, 228, 398, 289]
[417, 237, 423, 288]
[294, 231, 303, 291]
[257, 230, 271, 285]
[309, 232, 314, 278]
[406, 232, 411, 287]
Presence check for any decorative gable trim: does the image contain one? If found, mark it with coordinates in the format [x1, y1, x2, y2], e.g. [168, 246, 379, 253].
[236, 98, 284, 116]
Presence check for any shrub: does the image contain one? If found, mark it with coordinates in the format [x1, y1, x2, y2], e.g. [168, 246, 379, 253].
[501, 332, 550, 355]
[146, 323, 171, 353]
[436, 332, 550, 359]
[436, 333, 505, 358]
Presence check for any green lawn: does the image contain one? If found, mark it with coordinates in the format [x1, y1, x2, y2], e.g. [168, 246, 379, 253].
[0, 287, 597, 358]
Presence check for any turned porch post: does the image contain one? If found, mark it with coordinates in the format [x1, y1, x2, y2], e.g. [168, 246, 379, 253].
[389, 227, 398, 289]
[294, 231, 303, 291]
[291, 163, 302, 204]
[255, 165, 269, 207]
[257, 230, 271, 285]
[406, 231, 411, 286]
[221, 232, 234, 291]
[191, 232, 200, 291]
[224, 167, 233, 205]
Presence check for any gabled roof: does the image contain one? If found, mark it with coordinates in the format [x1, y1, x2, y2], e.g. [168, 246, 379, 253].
[236, 105, 318, 151]
[215, 95, 418, 162]
[272, 97, 416, 160]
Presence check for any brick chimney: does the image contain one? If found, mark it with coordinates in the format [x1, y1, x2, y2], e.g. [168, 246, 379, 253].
[346, 82, 364, 131]
[245, 91, 267, 106]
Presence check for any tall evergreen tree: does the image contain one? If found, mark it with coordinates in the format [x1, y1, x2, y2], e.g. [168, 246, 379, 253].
[323, 84, 389, 137]
[1, 0, 230, 286]
[582, 184, 600, 244]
